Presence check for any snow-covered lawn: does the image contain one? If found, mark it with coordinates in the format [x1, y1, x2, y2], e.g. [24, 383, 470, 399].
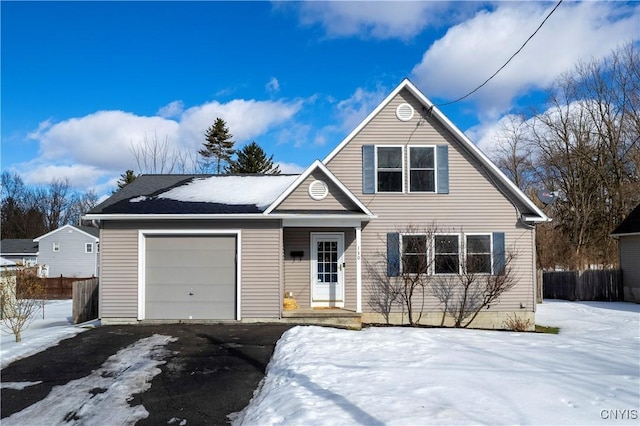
[235, 301, 640, 425]
[1, 300, 638, 425]
[0, 300, 87, 369]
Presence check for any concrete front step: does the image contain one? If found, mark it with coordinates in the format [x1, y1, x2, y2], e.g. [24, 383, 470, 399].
[281, 309, 362, 330]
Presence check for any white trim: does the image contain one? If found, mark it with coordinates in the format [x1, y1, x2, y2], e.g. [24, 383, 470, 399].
[355, 226, 362, 313]
[137, 229, 242, 321]
[52, 242, 60, 252]
[84, 213, 375, 222]
[283, 218, 367, 228]
[34, 224, 99, 242]
[264, 160, 375, 217]
[310, 232, 345, 308]
[464, 233, 493, 275]
[407, 145, 437, 194]
[611, 231, 640, 238]
[375, 145, 404, 193]
[395, 103, 414, 121]
[85, 242, 93, 254]
[433, 233, 462, 275]
[322, 79, 548, 222]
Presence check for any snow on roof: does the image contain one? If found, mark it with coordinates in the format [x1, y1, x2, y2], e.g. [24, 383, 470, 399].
[1, 257, 16, 267]
[156, 175, 299, 210]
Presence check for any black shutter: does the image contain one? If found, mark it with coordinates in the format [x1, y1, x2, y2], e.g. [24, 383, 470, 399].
[387, 233, 400, 277]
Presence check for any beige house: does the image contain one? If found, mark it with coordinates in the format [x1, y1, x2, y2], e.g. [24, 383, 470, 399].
[84, 79, 548, 329]
[611, 203, 640, 303]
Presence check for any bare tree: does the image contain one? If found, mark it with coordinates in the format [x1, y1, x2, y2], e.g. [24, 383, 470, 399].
[490, 43, 640, 269]
[131, 133, 199, 175]
[430, 244, 518, 328]
[367, 224, 440, 326]
[1, 267, 45, 342]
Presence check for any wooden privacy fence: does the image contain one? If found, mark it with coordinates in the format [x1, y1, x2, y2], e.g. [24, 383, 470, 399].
[543, 269, 623, 301]
[16, 275, 95, 299]
[72, 278, 99, 324]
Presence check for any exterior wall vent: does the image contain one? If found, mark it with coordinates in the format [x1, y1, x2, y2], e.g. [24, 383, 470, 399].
[395, 103, 414, 121]
[308, 180, 329, 200]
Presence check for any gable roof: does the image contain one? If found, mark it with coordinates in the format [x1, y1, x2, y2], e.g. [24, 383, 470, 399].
[264, 160, 375, 217]
[611, 203, 640, 236]
[0, 239, 39, 255]
[323, 78, 549, 223]
[33, 224, 100, 242]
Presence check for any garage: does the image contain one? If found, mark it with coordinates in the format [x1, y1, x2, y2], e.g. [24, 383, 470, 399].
[144, 234, 237, 320]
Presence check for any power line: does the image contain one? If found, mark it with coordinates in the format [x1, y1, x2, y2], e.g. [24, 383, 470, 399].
[436, 0, 564, 108]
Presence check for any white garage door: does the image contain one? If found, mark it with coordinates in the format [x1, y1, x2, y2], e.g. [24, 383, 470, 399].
[144, 235, 236, 320]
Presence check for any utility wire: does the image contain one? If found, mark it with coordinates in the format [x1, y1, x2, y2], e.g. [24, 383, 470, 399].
[436, 0, 564, 108]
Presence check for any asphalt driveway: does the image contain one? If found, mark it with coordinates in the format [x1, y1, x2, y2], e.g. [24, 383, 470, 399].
[1, 323, 295, 425]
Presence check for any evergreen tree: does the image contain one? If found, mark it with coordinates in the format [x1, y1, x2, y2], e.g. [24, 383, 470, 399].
[114, 170, 138, 193]
[199, 118, 235, 174]
[225, 141, 281, 175]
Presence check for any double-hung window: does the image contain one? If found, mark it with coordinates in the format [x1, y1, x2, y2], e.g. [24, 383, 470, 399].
[409, 146, 435, 192]
[85, 243, 93, 254]
[53, 242, 60, 252]
[466, 235, 491, 273]
[376, 146, 403, 192]
[401, 235, 427, 274]
[434, 235, 459, 274]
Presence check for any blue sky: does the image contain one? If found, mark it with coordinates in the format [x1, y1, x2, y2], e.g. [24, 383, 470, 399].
[2, 1, 638, 199]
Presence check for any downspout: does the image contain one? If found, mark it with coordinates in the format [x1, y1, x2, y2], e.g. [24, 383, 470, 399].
[356, 226, 362, 313]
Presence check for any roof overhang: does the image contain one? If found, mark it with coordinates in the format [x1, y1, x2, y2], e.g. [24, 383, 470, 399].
[83, 212, 376, 222]
[610, 231, 640, 238]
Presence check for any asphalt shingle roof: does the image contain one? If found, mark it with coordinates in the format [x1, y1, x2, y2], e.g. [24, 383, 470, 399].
[1, 239, 39, 255]
[612, 203, 640, 235]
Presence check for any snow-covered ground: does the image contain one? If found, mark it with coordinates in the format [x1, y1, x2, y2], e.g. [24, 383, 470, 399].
[0, 300, 87, 369]
[235, 301, 640, 425]
[1, 300, 638, 425]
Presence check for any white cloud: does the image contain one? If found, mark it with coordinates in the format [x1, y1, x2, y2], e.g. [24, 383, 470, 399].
[23, 98, 304, 196]
[19, 163, 102, 188]
[266, 77, 280, 94]
[293, 1, 474, 40]
[335, 85, 388, 132]
[157, 100, 184, 118]
[412, 2, 640, 117]
[276, 161, 306, 174]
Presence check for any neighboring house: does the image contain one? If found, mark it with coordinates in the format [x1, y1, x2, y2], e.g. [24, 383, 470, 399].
[0, 239, 39, 267]
[611, 202, 640, 303]
[1, 257, 18, 272]
[33, 224, 100, 278]
[84, 79, 548, 328]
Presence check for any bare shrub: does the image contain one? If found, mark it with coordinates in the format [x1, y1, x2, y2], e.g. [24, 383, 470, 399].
[503, 313, 532, 332]
[1, 267, 45, 342]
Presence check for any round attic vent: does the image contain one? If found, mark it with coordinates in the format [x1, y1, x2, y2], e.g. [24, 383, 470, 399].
[396, 103, 414, 121]
[308, 180, 329, 200]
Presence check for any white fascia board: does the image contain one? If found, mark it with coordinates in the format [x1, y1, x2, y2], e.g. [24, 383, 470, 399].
[82, 213, 271, 221]
[610, 231, 640, 237]
[83, 212, 375, 222]
[282, 218, 368, 228]
[263, 160, 323, 214]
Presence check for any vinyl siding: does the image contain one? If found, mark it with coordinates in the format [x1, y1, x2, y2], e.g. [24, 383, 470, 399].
[326, 88, 537, 315]
[100, 219, 282, 320]
[620, 235, 640, 302]
[276, 170, 360, 212]
[37, 229, 98, 277]
[283, 227, 357, 310]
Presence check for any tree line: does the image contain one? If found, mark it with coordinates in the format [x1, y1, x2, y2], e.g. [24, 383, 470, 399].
[118, 118, 280, 189]
[1, 173, 97, 239]
[489, 43, 639, 269]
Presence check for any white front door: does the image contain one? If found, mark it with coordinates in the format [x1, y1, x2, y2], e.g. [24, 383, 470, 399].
[311, 233, 345, 307]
